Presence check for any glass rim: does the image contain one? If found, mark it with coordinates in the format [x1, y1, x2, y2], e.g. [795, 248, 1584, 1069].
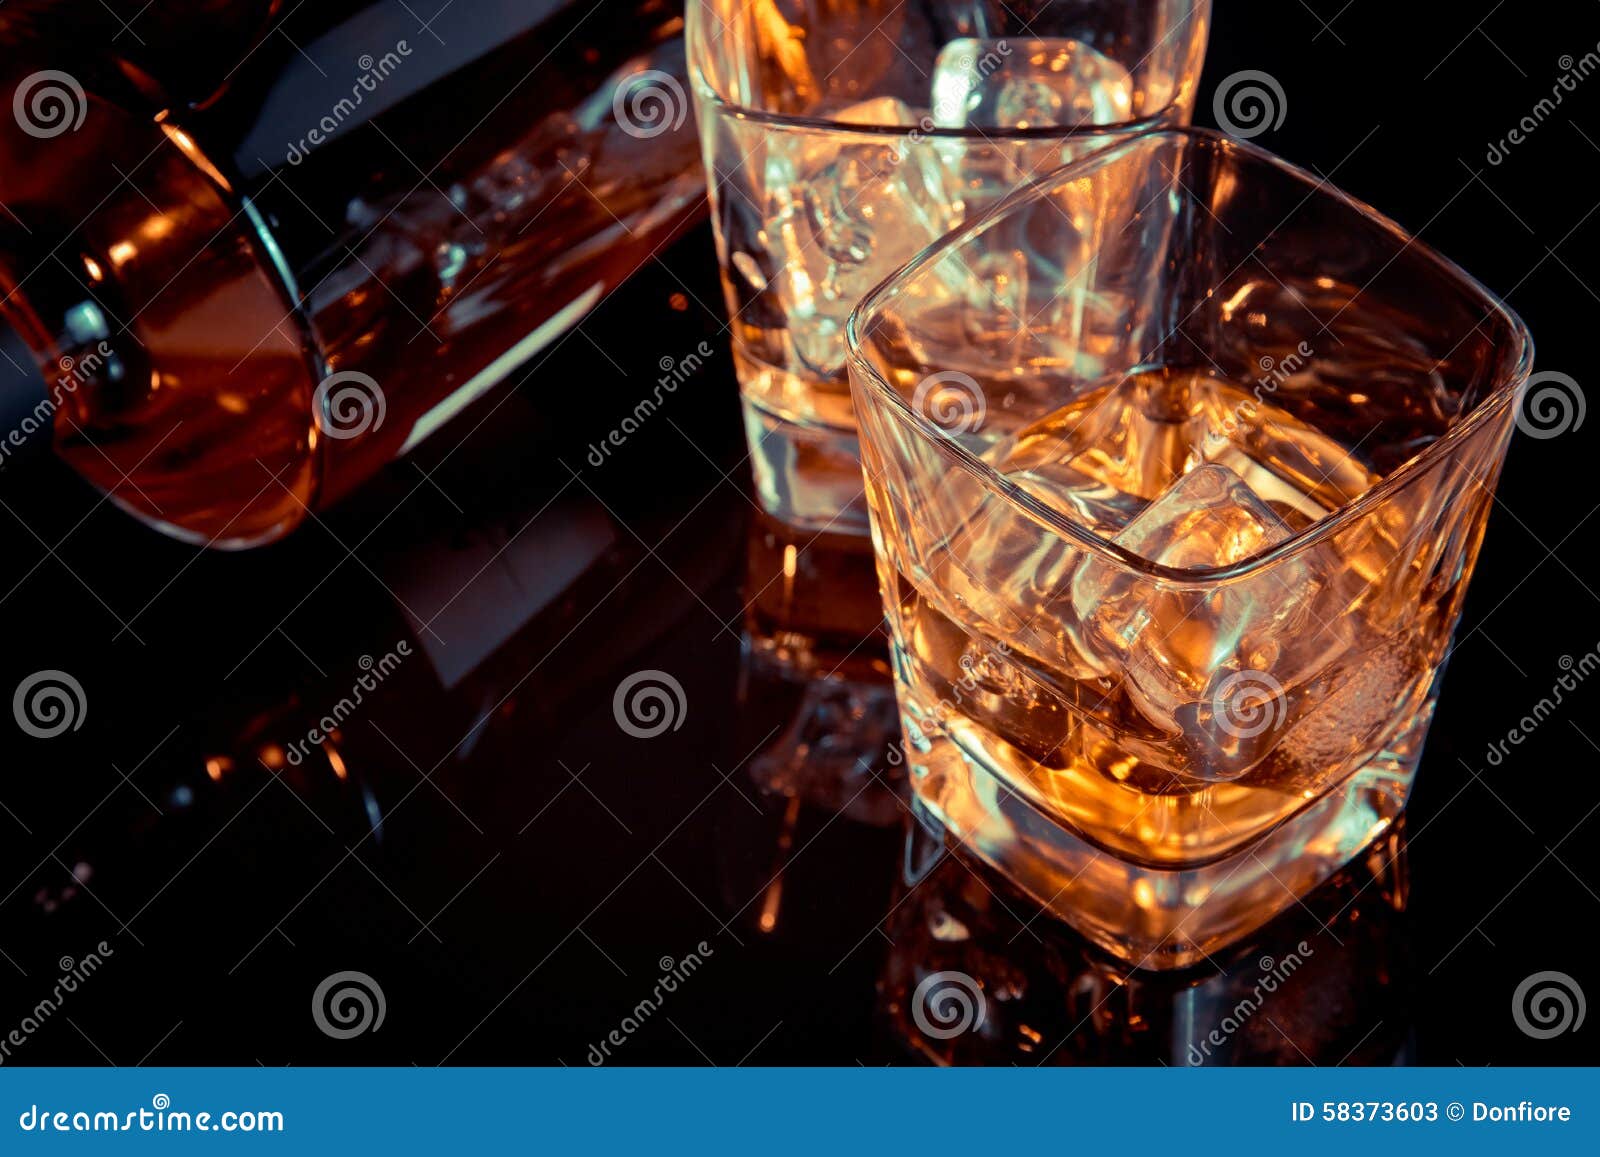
[682, 1, 1200, 142]
[687, 83, 1183, 142]
[844, 125, 1536, 584]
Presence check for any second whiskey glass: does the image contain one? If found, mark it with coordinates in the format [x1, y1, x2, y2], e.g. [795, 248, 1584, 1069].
[687, 0, 1211, 534]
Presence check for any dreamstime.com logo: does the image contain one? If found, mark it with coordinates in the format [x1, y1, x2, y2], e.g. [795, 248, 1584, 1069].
[613, 69, 688, 139]
[18, 1095, 283, 1134]
[12, 670, 86, 739]
[1512, 970, 1586, 1040]
[1212, 70, 1287, 139]
[913, 371, 986, 434]
[312, 970, 386, 1039]
[910, 970, 986, 1040]
[612, 669, 686, 738]
[314, 370, 387, 440]
[12, 70, 87, 138]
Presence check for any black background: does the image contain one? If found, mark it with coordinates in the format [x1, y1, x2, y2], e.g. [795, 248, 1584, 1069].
[0, 0, 1596, 1067]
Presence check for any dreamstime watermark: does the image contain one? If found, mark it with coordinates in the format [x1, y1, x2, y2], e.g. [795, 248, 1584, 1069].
[284, 642, 411, 766]
[1486, 46, 1600, 164]
[312, 970, 386, 1039]
[613, 69, 688, 139]
[0, 942, 115, 1064]
[1186, 943, 1314, 1064]
[931, 40, 1015, 123]
[286, 42, 413, 163]
[941, 643, 1013, 716]
[726, 40, 1008, 174]
[1210, 670, 1288, 740]
[865, 40, 1019, 156]
[18, 1095, 283, 1133]
[910, 970, 986, 1040]
[1512, 970, 1586, 1039]
[12, 669, 86, 739]
[612, 669, 686, 739]
[1514, 370, 1584, 439]
[878, 642, 1012, 777]
[313, 370, 387, 440]
[586, 942, 714, 1064]
[890, 115, 942, 159]
[913, 371, 986, 434]
[12, 70, 87, 138]
[1220, 342, 1315, 435]
[586, 340, 716, 467]
[1484, 645, 1600, 767]
[1212, 70, 1287, 139]
[0, 340, 114, 470]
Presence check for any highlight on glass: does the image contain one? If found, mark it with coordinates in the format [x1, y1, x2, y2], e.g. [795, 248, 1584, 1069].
[687, 0, 1212, 534]
[846, 127, 1534, 968]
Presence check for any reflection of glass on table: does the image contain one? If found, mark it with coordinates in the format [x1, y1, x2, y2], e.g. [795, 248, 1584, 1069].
[880, 822, 1413, 1065]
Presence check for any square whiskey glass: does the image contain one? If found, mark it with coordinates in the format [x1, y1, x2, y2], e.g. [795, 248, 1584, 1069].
[846, 127, 1534, 968]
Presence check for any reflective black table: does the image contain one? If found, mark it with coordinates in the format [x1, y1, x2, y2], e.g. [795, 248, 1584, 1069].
[3, 0, 1600, 1064]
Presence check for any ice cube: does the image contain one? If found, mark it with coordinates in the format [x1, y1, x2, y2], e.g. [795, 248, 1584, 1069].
[1070, 463, 1350, 779]
[994, 370, 1227, 536]
[931, 38, 1133, 130]
[831, 96, 918, 129]
[1269, 637, 1425, 794]
[926, 39, 1137, 359]
[928, 40, 1134, 240]
[761, 97, 959, 377]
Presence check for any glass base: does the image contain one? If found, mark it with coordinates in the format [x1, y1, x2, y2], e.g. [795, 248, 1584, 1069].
[743, 510, 884, 674]
[900, 681, 1433, 970]
[878, 820, 1413, 1065]
[740, 394, 871, 535]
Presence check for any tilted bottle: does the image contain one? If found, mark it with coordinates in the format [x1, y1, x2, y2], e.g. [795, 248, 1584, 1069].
[0, 0, 704, 545]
